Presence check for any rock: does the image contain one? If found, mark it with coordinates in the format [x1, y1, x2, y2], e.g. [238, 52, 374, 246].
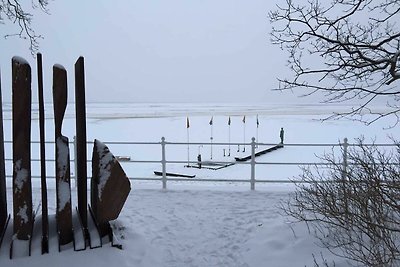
[91, 139, 131, 237]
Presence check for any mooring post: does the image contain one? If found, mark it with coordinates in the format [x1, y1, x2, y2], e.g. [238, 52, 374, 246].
[250, 137, 256, 190]
[161, 137, 167, 189]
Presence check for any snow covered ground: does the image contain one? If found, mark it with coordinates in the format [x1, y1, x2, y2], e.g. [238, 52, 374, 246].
[0, 103, 398, 266]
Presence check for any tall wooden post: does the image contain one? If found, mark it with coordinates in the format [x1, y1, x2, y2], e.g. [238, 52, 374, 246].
[74, 57, 88, 230]
[53, 64, 73, 246]
[0, 68, 7, 235]
[37, 53, 49, 254]
[12, 57, 33, 248]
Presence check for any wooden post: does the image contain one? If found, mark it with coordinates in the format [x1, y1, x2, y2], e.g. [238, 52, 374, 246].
[12, 57, 33, 250]
[0, 68, 7, 235]
[53, 64, 73, 246]
[74, 57, 88, 230]
[37, 53, 49, 254]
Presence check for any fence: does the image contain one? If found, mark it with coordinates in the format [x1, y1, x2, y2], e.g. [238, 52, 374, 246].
[3, 137, 399, 190]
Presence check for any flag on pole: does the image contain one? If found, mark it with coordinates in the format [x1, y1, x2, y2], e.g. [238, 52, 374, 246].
[228, 116, 231, 125]
[242, 115, 246, 123]
[186, 117, 190, 128]
[256, 115, 259, 128]
[209, 116, 213, 125]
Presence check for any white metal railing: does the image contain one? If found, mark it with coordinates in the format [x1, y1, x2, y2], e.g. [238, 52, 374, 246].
[3, 137, 399, 190]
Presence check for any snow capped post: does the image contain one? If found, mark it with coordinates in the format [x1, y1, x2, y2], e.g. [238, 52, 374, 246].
[250, 137, 256, 190]
[11, 56, 33, 256]
[161, 137, 167, 189]
[342, 138, 348, 180]
[53, 64, 73, 246]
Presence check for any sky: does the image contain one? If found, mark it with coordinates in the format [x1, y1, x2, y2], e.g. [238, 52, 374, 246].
[0, 0, 314, 104]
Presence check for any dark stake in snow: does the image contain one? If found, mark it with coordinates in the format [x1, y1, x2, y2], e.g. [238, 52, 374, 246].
[37, 53, 49, 254]
[0, 68, 7, 240]
[12, 56, 33, 256]
[53, 64, 73, 246]
[91, 139, 131, 237]
[74, 57, 88, 230]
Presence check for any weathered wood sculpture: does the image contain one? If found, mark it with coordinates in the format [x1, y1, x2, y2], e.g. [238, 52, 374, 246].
[37, 53, 49, 254]
[91, 140, 131, 237]
[0, 69, 7, 242]
[0, 55, 131, 257]
[53, 64, 73, 246]
[12, 57, 33, 256]
[75, 57, 88, 231]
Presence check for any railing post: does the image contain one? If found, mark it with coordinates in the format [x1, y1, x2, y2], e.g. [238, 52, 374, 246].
[342, 137, 348, 180]
[73, 135, 78, 188]
[161, 137, 167, 189]
[250, 137, 256, 190]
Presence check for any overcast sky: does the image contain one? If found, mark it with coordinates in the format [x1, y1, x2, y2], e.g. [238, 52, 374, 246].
[0, 0, 307, 104]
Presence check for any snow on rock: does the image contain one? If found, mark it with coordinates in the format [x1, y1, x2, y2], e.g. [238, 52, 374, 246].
[14, 159, 28, 194]
[57, 180, 71, 212]
[95, 140, 116, 200]
[56, 136, 69, 178]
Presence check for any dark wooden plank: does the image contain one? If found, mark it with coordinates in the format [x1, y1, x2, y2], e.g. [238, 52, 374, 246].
[36, 53, 49, 254]
[153, 171, 195, 178]
[12, 57, 33, 245]
[91, 139, 131, 237]
[74, 56, 88, 230]
[235, 144, 284, 162]
[53, 64, 73, 246]
[0, 68, 7, 236]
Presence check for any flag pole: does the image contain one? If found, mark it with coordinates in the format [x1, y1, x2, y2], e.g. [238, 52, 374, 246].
[186, 117, 190, 166]
[256, 115, 259, 149]
[243, 115, 246, 152]
[209, 116, 213, 160]
[228, 116, 231, 156]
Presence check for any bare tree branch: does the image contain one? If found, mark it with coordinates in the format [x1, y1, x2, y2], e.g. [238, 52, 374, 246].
[0, 0, 50, 55]
[270, 0, 400, 124]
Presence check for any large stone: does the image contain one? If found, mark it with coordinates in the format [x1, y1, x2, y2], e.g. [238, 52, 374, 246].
[53, 64, 73, 246]
[91, 139, 131, 237]
[12, 57, 33, 242]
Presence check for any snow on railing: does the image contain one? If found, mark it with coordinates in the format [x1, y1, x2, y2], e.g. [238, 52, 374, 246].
[3, 137, 399, 190]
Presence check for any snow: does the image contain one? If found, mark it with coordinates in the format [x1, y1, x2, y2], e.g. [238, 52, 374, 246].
[95, 140, 115, 200]
[57, 181, 70, 212]
[13, 159, 28, 194]
[56, 136, 69, 178]
[16, 203, 28, 224]
[0, 103, 399, 266]
[53, 64, 66, 70]
[11, 56, 29, 65]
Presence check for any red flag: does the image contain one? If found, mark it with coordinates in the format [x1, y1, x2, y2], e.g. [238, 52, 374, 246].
[186, 117, 190, 128]
[242, 115, 246, 123]
[209, 116, 213, 125]
[228, 116, 231, 126]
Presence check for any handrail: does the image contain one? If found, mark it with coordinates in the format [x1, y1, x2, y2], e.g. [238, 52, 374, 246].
[2, 137, 399, 190]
